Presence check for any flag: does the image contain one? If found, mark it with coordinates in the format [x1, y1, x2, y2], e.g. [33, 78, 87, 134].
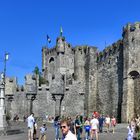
[60, 27, 63, 36]
[47, 35, 51, 43]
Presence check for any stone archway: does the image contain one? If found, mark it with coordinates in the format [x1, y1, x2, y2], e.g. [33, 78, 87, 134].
[128, 70, 140, 117]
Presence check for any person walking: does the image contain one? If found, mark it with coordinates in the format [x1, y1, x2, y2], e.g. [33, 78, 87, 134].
[98, 114, 105, 133]
[54, 116, 60, 140]
[111, 116, 117, 133]
[60, 118, 77, 140]
[127, 124, 134, 140]
[39, 122, 47, 140]
[105, 115, 111, 133]
[67, 116, 76, 135]
[84, 117, 90, 140]
[90, 114, 99, 140]
[27, 113, 35, 140]
[75, 115, 82, 140]
[33, 119, 38, 140]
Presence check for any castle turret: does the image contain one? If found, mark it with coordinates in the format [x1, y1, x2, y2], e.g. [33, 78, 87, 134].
[56, 37, 65, 53]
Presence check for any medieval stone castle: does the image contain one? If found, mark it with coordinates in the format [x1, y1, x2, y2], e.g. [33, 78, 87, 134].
[3, 22, 140, 123]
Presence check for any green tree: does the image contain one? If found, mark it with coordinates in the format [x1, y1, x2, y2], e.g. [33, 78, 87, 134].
[33, 66, 39, 75]
[33, 66, 49, 86]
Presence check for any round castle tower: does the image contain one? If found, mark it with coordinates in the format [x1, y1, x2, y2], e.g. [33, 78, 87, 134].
[122, 22, 140, 122]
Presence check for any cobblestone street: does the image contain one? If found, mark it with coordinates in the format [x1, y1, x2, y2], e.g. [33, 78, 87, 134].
[0, 122, 128, 140]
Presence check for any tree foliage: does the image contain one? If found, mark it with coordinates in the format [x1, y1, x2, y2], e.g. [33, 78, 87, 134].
[33, 66, 49, 86]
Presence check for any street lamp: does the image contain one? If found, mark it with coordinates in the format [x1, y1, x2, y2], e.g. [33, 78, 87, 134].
[0, 72, 7, 132]
[3, 53, 9, 95]
[0, 53, 9, 132]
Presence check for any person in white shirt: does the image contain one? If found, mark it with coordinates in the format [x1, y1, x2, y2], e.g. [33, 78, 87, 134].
[105, 115, 111, 133]
[27, 113, 35, 140]
[60, 119, 77, 140]
[90, 115, 99, 140]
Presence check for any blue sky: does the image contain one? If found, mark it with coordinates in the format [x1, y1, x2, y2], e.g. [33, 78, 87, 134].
[0, 0, 140, 85]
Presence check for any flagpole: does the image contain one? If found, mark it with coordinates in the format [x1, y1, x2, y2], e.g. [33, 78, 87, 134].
[46, 38, 48, 48]
[46, 35, 51, 48]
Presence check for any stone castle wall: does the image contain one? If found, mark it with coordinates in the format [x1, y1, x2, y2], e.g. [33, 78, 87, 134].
[96, 41, 123, 122]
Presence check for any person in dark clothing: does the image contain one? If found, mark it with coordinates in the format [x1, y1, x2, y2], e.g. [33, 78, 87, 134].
[98, 115, 105, 133]
[75, 115, 82, 140]
[67, 117, 76, 134]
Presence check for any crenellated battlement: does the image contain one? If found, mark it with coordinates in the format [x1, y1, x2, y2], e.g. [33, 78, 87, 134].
[74, 45, 90, 55]
[122, 22, 140, 37]
[97, 40, 123, 63]
[16, 85, 25, 93]
[43, 47, 57, 55]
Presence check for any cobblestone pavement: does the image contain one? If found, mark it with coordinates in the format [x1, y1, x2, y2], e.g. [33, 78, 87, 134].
[0, 122, 128, 140]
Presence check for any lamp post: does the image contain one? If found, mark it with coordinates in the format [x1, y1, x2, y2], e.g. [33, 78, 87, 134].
[0, 72, 7, 133]
[0, 53, 9, 134]
[3, 53, 9, 95]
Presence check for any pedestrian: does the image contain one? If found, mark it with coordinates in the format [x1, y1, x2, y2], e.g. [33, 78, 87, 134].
[130, 117, 137, 139]
[75, 115, 82, 140]
[111, 116, 117, 133]
[127, 124, 134, 140]
[39, 122, 47, 140]
[23, 115, 27, 122]
[90, 114, 99, 140]
[67, 116, 76, 135]
[84, 117, 90, 140]
[54, 116, 60, 140]
[27, 113, 35, 140]
[33, 118, 38, 140]
[60, 118, 77, 140]
[105, 115, 111, 133]
[98, 114, 105, 133]
[136, 115, 140, 140]
[79, 115, 83, 136]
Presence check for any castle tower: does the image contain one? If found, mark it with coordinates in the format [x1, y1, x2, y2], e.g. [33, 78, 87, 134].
[74, 46, 86, 82]
[42, 47, 50, 78]
[122, 22, 140, 122]
[85, 47, 98, 115]
[56, 36, 66, 74]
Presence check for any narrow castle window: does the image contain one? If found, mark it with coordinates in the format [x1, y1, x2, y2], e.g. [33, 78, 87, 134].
[49, 57, 54, 63]
[131, 60, 135, 64]
[52, 75, 55, 80]
[109, 49, 112, 55]
[108, 59, 110, 64]
[130, 25, 136, 32]
[61, 52, 64, 55]
[9, 79, 13, 83]
[132, 37, 135, 42]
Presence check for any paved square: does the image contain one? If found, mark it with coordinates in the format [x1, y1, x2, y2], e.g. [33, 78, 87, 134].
[0, 122, 128, 140]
